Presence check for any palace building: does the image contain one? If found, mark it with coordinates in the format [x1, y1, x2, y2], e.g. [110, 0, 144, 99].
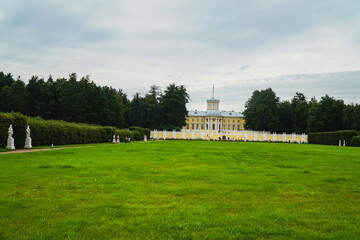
[151, 89, 307, 142]
[183, 97, 245, 132]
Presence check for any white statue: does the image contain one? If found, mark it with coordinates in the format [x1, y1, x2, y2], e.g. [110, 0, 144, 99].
[6, 125, 15, 150]
[112, 135, 116, 144]
[116, 135, 120, 144]
[8, 124, 13, 137]
[26, 126, 30, 138]
[24, 125, 32, 149]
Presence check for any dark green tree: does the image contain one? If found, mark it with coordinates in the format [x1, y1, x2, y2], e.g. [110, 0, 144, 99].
[1, 78, 26, 113]
[159, 83, 190, 129]
[306, 97, 325, 133]
[130, 93, 143, 127]
[343, 104, 360, 131]
[278, 101, 293, 133]
[293, 101, 308, 133]
[243, 88, 281, 132]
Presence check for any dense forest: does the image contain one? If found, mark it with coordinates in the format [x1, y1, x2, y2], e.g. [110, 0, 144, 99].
[244, 88, 360, 134]
[0, 71, 189, 130]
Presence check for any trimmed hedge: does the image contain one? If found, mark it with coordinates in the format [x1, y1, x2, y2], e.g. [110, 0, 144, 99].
[1, 112, 147, 147]
[129, 126, 150, 139]
[0, 112, 27, 148]
[350, 135, 360, 146]
[308, 130, 358, 146]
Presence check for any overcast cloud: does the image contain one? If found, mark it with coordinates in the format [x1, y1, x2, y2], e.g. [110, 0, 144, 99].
[1, 0, 359, 111]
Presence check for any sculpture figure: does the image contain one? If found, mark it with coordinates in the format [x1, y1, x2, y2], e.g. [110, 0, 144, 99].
[6, 125, 15, 150]
[24, 125, 32, 149]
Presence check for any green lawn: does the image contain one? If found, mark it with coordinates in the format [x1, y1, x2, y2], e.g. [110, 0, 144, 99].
[0, 141, 359, 239]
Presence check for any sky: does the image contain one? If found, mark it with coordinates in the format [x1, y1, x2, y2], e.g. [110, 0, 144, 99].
[1, 0, 360, 112]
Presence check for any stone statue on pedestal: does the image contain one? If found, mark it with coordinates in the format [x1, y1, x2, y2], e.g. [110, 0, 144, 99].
[116, 135, 120, 144]
[144, 135, 147, 142]
[112, 135, 116, 144]
[6, 125, 15, 150]
[24, 126, 32, 149]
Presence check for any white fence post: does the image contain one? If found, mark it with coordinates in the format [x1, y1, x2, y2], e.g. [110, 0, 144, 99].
[163, 130, 167, 140]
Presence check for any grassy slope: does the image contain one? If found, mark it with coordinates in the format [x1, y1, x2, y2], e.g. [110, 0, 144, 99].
[0, 141, 359, 239]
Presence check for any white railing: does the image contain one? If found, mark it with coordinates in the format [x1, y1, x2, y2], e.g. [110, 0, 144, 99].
[151, 129, 307, 143]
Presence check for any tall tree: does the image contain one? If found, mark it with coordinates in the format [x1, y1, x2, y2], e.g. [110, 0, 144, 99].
[278, 101, 293, 133]
[159, 84, 190, 129]
[293, 101, 308, 133]
[343, 104, 360, 131]
[307, 97, 325, 133]
[1, 78, 26, 113]
[130, 93, 143, 127]
[243, 88, 281, 132]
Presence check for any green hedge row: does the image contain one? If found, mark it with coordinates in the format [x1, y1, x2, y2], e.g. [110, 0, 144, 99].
[308, 130, 359, 146]
[0, 112, 149, 148]
[129, 126, 151, 139]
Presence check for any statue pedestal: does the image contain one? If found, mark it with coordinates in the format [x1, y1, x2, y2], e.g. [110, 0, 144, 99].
[6, 137, 15, 150]
[24, 137, 32, 149]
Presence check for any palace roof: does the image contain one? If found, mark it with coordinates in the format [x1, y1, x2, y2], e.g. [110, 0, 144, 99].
[188, 110, 243, 118]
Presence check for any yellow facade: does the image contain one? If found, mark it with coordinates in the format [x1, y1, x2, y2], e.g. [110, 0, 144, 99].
[183, 116, 245, 131]
[182, 97, 245, 132]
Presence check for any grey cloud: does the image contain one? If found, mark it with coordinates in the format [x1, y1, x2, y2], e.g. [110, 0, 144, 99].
[239, 65, 250, 71]
[0, 0, 116, 52]
[187, 71, 360, 112]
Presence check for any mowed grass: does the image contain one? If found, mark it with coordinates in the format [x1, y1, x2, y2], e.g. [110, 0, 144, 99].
[0, 141, 359, 239]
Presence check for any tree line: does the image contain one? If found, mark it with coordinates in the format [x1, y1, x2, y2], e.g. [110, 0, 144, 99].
[244, 88, 360, 133]
[0, 71, 190, 130]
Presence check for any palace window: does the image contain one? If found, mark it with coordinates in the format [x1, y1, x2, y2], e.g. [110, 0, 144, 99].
[196, 124, 199, 129]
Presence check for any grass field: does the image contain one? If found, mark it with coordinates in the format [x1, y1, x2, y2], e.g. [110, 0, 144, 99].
[1, 140, 359, 239]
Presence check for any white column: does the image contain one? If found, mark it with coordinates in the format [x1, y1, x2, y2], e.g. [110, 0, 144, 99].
[172, 130, 176, 139]
[163, 130, 167, 140]
[282, 133, 286, 142]
[273, 132, 277, 141]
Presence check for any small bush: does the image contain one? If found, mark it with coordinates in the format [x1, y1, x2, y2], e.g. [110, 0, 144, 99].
[350, 135, 360, 146]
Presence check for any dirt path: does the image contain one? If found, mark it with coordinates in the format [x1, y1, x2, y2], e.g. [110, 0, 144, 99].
[0, 141, 155, 155]
[0, 146, 87, 155]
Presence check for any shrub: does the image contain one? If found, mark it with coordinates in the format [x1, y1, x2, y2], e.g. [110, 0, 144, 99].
[350, 135, 360, 146]
[0, 112, 149, 147]
[308, 130, 358, 146]
[0, 112, 27, 148]
[129, 126, 151, 139]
